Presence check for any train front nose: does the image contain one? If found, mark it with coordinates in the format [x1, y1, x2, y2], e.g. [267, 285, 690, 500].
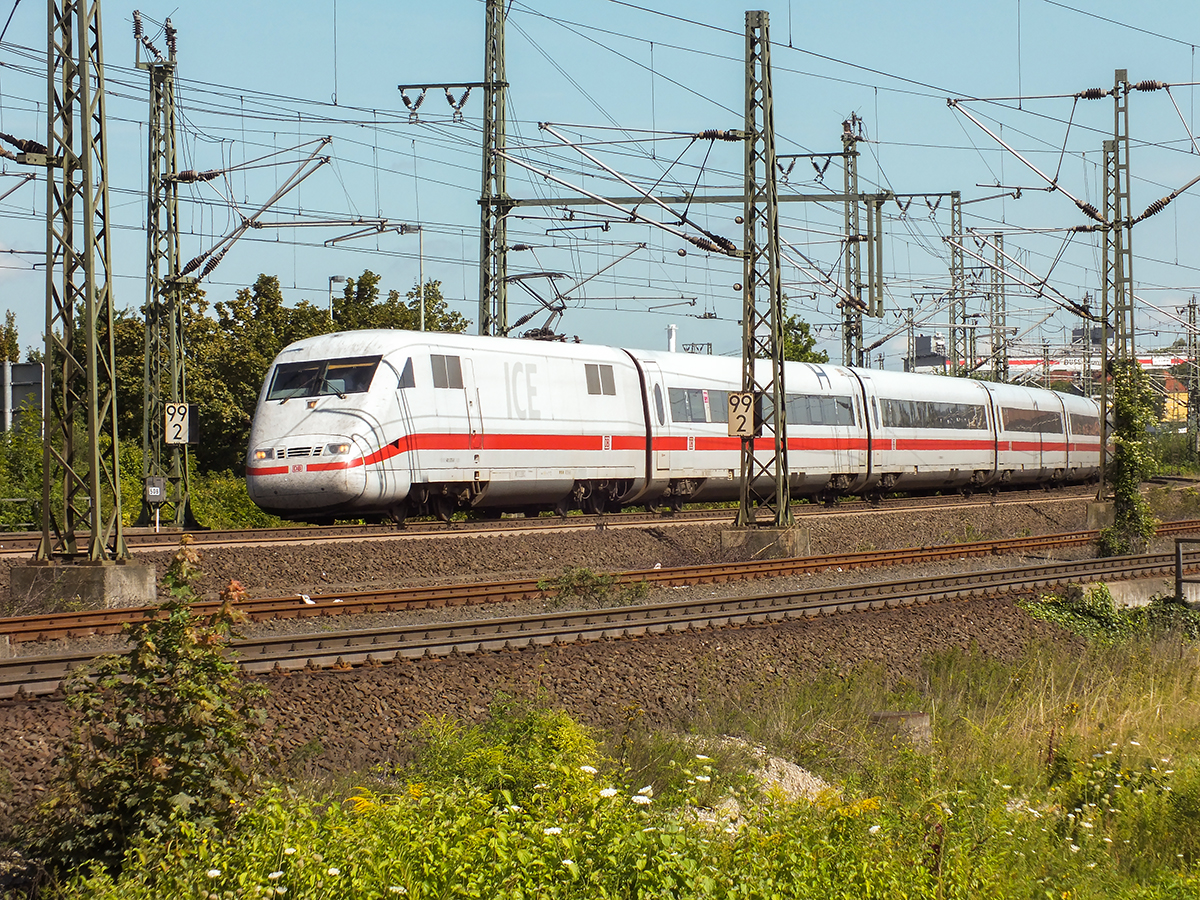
[246, 434, 367, 513]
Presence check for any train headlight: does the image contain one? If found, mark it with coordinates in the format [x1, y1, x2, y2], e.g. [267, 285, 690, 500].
[253, 448, 274, 461]
[326, 442, 352, 456]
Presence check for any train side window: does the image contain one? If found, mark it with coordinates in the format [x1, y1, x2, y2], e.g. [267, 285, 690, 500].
[871, 396, 880, 429]
[398, 358, 415, 389]
[707, 389, 729, 423]
[431, 354, 464, 389]
[585, 363, 616, 395]
[653, 384, 665, 425]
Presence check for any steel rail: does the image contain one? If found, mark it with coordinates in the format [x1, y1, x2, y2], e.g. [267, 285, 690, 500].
[5, 519, 1200, 645]
[0, 486, 1099, 557]
[0, 549, 1193, 699]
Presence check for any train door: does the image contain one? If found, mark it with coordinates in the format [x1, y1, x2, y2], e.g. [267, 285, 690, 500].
[641, 361, 671, 470]
[394, 355, 421, 484]
[462, 358, 484, 450]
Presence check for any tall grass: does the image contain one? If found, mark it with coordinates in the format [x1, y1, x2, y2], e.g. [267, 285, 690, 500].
[38, 618, 1200, 898]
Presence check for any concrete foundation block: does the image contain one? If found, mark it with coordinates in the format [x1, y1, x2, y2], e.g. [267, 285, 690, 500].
[10, 562, 157, 612]
[721, 527, 810, 559]
[1086, 501, 1115, 530]
[869, 710, 932, 752]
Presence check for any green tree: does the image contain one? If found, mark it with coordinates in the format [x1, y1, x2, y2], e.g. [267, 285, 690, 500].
[781, 312, 828, 363]
[761, 295, 828, 364]
[0, 309, 19, 362]
[334, 270, 470, 334]
[37, 546, 266, 873]
[1099, 360, 1158, 556]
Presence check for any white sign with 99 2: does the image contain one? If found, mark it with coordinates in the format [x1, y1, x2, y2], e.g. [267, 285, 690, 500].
[164, 402, 192, 445]
[727, 391, 756, 438]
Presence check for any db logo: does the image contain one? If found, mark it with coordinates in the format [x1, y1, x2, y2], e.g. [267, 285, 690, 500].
[291, 464, 304, 473]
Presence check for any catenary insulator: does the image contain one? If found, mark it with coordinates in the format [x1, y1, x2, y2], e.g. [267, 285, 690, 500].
[510, 244, 531, 251]
[165, 19, 177, 54]
[695, 129, 742, 141]
[710, 234, 736, 254]
[1078, 87, 1107, 100]
[1134, 80, 1164, 92]
[1140, 197, 1168, 219]
[1076, 201, 1103, 223]
[685, 234, 719, 253]
[132, 10, 142, 39]
[171, 168, 221, 184]
[0, 133, 47, 155]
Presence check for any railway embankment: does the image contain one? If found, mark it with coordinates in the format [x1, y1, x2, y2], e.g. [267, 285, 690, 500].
[1, 484, 1196, 836]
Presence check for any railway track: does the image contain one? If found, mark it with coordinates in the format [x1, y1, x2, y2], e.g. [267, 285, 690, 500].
[0, 485, 1100, 557]
[3, 527, 1199, 700]
[6, 518, 1200, 646]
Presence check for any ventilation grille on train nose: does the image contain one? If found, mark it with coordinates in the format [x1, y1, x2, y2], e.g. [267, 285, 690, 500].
[282, 445, 322, 458]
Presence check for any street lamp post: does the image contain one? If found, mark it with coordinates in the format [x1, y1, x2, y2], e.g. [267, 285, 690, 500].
[328, 274, 348, 323]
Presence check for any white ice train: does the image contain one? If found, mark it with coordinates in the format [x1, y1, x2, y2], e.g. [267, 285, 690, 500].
[245, 329, 1102, 524]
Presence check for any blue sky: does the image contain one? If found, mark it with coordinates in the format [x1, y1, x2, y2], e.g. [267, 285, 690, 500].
[1, 0, 1198, 364]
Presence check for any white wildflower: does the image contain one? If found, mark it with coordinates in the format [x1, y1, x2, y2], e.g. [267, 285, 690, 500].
[283, 848, 296, 856]
[632, 794, 652, 805]
[580, 765, 598, 775]
[696, 755, 711, 761]
[207, 869, 222, 879]
[1129, 740, 1140, 746]
[599, 788, 618, 798]
[868, 825, 881, 834]
[543, 826, 563, 835]
[637, 785, 654, 797]
[268, 871, 283, 880]
[695, 775, 711, 783]
[389, 888, 408, 895]
[327, 867, 340, 876]
[562, 859, 574, 866]
[1070, 844, 1080, 853]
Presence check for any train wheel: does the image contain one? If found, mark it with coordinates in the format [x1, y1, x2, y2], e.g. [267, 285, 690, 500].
[554, 498, 571, 518]
[387, 502, 409, 527]
[433, 496, 455, 523]
[867, 491, 883, 507]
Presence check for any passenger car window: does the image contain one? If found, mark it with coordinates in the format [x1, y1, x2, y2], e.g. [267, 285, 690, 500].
[585, 363, 616, 395]
[431, 354, 464, 389]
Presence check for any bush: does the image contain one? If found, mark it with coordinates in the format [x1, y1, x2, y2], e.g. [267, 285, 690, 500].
[33, 542, 266, 874]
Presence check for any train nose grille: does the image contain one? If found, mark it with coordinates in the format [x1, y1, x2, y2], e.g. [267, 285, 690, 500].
[282, 445, 322, 458]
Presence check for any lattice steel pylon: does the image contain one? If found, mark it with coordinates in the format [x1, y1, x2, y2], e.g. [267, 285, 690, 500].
[1098, 69, 1134, 498]
[1187, 295, 1199, 451]
[477, 0, 510, 336]
[1105, 72, 1135, 363]
[947, 192, 965, 375]
[841, 117, 862, 367]
[989, 232, 1008, 382]
[736, 10, 791, 529]
[134, 13, 196, 528]
[37, 0, 128, 561]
